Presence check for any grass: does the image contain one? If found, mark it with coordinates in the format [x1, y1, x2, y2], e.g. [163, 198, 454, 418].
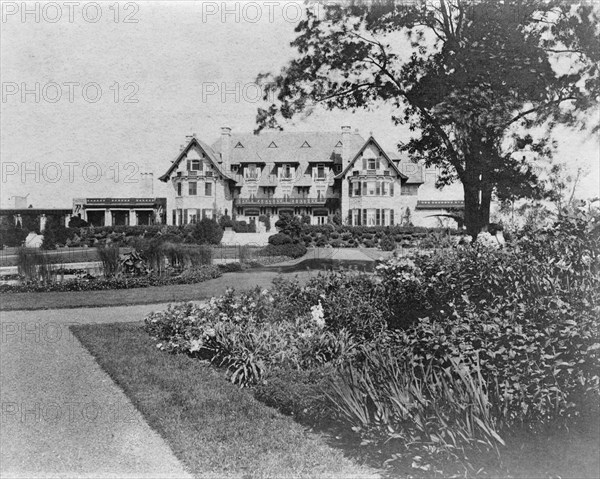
[0, 270, 316, 311]
[71, 321, 379, 479]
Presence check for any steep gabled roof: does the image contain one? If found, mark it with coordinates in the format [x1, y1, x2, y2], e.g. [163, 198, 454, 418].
[159, 137, 235, 182]
[335, 136, 408, 180]
[211, 131, 365, 166]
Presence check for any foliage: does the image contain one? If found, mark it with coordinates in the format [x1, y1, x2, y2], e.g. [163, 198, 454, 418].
[97, 244, 121, 277]
[258, 243, 307, 259]
[328, 346, 504, 476]
[258, 214, 271, 232]
[0, 220, 27, 248]
[274, 213, 305, 238]
[268, 232, 292, 245]
[0, 265, 222, 293]
[379, 234, 396, 251]
[253, 366, 338, 425]
[68, 216, 88, 228]
[189, 218, 224, 245]
[15, 248, 54, 282]
[119, 249, 149, 276]
[42, 216, 75, 250]
[256, 1, 599, 236]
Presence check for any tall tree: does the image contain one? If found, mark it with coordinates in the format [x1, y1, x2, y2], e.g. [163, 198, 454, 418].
[255, 0, 599, 236]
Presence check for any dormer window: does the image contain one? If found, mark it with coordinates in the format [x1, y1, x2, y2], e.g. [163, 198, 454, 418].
[188, 160, 202, 171]
[367, 158, 379, 170]
[281, 164, 293, 179]
[316, 164, 326, 179]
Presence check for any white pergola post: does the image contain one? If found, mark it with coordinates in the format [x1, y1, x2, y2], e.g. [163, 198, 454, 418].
[104, 209, 112, 226]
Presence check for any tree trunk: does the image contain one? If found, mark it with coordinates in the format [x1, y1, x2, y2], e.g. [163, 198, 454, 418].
[463, 179, 483, 238]
[480, 179, 493, 228]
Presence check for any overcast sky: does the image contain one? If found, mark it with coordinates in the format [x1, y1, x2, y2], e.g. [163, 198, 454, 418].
[1, 1, 598, 208]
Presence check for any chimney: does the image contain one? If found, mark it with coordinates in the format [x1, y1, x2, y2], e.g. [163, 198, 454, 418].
[341, 126, 351, 169]
[220, 126, 232, 171]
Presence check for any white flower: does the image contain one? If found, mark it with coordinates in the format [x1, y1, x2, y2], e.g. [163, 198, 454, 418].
[477, 231, 500, 249]
[204, 328, 216, 337]
[189, 338, 203, 352]
[311, 301, 325, 329]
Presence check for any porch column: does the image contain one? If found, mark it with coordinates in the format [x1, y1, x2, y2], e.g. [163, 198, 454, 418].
[105, 209, 112, 226]
[129, 210, 136, 226]
[40, 214, 47, 232]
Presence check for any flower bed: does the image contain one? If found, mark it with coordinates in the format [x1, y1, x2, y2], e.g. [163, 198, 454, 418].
[0, 265, 222, 293]
[144, 210, 600, 476]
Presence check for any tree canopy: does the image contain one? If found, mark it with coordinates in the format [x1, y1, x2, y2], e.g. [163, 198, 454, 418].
[256, 0, 599, 235]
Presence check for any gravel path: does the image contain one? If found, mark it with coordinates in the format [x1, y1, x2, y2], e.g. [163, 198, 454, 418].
[0, 304, 193, 478]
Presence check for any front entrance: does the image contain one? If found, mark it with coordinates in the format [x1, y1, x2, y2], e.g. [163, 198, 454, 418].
[112, 211, 128, 226]
[86, 210, 105, 227]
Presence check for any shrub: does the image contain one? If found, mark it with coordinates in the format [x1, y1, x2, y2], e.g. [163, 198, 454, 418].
[42, 216, 76, 250]
[258, 243, 307, 259]
[275, 213, 304, 238]
[0, 222, 27, 248]
[380, 235, 396, 251]
[268, 233, 292, 245]
[189, 218, 224, 245]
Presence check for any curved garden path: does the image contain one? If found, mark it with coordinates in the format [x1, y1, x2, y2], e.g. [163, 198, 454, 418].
[0, 304, 193, 478]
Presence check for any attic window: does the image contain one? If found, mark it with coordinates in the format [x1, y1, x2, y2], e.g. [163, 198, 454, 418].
[300, 141, 311, 148]
[268, 141, 278, 148]
[234, 142, 244, 148]
[335, 140, 343, 147]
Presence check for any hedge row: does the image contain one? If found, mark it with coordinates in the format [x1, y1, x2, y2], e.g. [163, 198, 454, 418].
[299, 225, 461, 249]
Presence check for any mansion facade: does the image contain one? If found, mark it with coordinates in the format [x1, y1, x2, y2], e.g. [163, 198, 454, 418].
[160, 126, 460, 227]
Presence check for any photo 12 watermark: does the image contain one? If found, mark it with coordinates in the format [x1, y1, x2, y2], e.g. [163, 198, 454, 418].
[201, 81, 276, 104]
[1, 161, 142, 184]
[2, 82, 140, 104]
[1, 1, 140, 24]
[1, 401, 142, 424]
[1, 321, 126, 345]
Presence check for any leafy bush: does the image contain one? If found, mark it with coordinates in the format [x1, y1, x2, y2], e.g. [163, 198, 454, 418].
[268, 233, 293, 245]
[274, 213, 305, 238]
[380, 235, 396, 251]
[258, 243, 307, 259]
[189, 218, 223, 245]
[0, 222, 27, 248]
[42, 216, 76, 250]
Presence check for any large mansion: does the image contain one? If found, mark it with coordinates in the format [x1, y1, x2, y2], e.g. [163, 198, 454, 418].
[159, 126, 461, 227]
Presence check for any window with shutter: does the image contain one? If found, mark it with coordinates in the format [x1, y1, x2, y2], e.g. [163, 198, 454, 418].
[376, 182, 381, 196]
[363, 209, 367, 226]
[183, 209, 188, 225]
[390, 209, 395, 225]
[390, 182, 394, 196]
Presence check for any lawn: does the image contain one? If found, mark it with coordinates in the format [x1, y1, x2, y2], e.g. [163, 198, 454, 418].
[0, 270, 316, 310]
[71, 321, 380, 479]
